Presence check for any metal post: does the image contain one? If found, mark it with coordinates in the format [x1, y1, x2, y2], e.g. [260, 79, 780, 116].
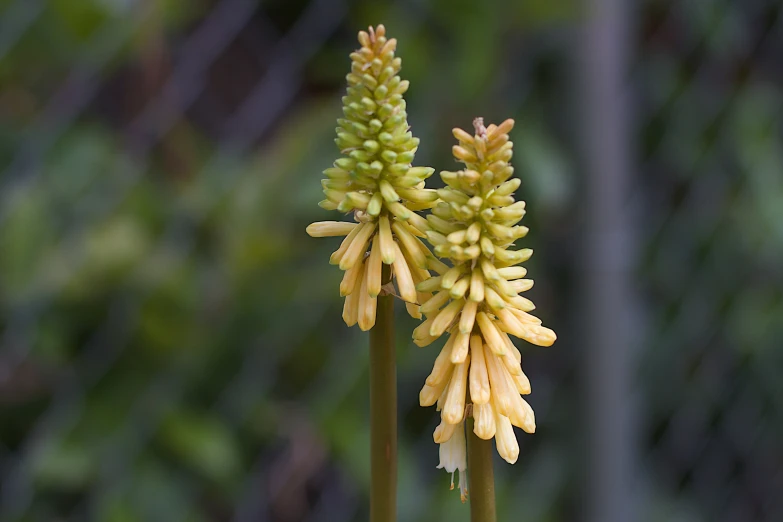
[580, 0, 636, 521]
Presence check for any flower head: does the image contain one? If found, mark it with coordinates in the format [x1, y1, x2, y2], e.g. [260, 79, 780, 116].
[306, 25, 445, 330]
[417, 118, 556, 471]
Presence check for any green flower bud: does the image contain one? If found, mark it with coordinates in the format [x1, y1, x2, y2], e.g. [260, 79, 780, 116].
[306, 25, 439, 329]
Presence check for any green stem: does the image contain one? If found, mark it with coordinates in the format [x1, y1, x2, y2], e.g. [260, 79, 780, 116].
[467, 415, 497, 522]
[369, 264, 396, 522]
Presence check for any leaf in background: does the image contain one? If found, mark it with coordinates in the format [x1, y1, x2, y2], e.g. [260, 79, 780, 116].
[159, 410, 241, 485]
[31, 438, 96, 490]
[513, 124, 572, 213]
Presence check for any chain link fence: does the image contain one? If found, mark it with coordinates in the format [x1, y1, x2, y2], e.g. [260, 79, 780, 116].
[0, 0, 781, 521]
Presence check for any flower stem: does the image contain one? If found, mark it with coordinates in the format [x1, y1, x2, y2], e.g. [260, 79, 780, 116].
[370, 264, 396, 522]
[467, 415, 497, 522]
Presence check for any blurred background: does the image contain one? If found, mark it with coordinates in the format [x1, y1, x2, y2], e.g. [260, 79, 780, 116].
[1, 0, 782, 521]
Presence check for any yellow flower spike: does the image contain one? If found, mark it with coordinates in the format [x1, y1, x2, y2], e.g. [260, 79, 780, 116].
[307, 26, 439, 327]
[416, 117, 556, 471]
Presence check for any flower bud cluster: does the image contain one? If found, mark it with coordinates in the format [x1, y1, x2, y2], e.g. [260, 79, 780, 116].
[416, 118, 556, 465]
[307, 25, 446, 329]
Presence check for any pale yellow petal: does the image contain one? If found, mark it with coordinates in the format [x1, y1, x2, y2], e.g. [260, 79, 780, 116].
[443, 355, 470, 424]
[413, 331, 439, 347]
[391, 220, 428, 268]
[509, 279, 534, 293]
[433, 417, 458, 444]
[468, 336, 491, 405]
[378, 214, 396, 264]
[339, 221, 377, 270]
[484, 349, 513, 416]
[484, 286, 506, 310]
[342, 281, 360, 327]
[391, 241, 417, 303]
[329, 224, 364, 265]
[357, 260, 377, 331]
[420, 365, 451, 407]
[472, 402, 496, 440]
[426, 336, 456, 387]
[508, 307, 542, 325]
[519, 323, 557, 347]
[497, 266, 527, 280]
[503, 369, 535, 433]
[477, 312, 506, 355]
[496, 307, 525, 337]
[420, 291, 450, 316]
[494, 410, 519, 464]
[449, 331, 470, 364]
[367, 235, 383, 298]
[412, 316, 437, 340]
[339, 260, 363, 297]
[469, 269, 485, 302]
[512, 371, 532, 395]
[306, 221, 358, 237]
[449, 276, 470, 299]
[430, 299, 464, 337]
[459, 300, 478, 334]
[441, 265, 466, 289]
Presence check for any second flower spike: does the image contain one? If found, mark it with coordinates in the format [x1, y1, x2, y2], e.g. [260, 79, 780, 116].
[306, 25, 445, 330]
[418, 118, 556, 475]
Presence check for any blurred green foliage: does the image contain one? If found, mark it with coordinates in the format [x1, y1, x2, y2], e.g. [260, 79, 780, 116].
[1, 0, 782, 521]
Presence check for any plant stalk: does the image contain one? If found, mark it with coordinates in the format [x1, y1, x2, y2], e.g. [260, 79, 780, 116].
[467, 415, 497, 522]
[370, 264, 396, 522]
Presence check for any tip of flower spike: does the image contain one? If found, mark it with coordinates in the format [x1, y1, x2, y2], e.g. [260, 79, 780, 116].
[473, 117, 486, 138]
